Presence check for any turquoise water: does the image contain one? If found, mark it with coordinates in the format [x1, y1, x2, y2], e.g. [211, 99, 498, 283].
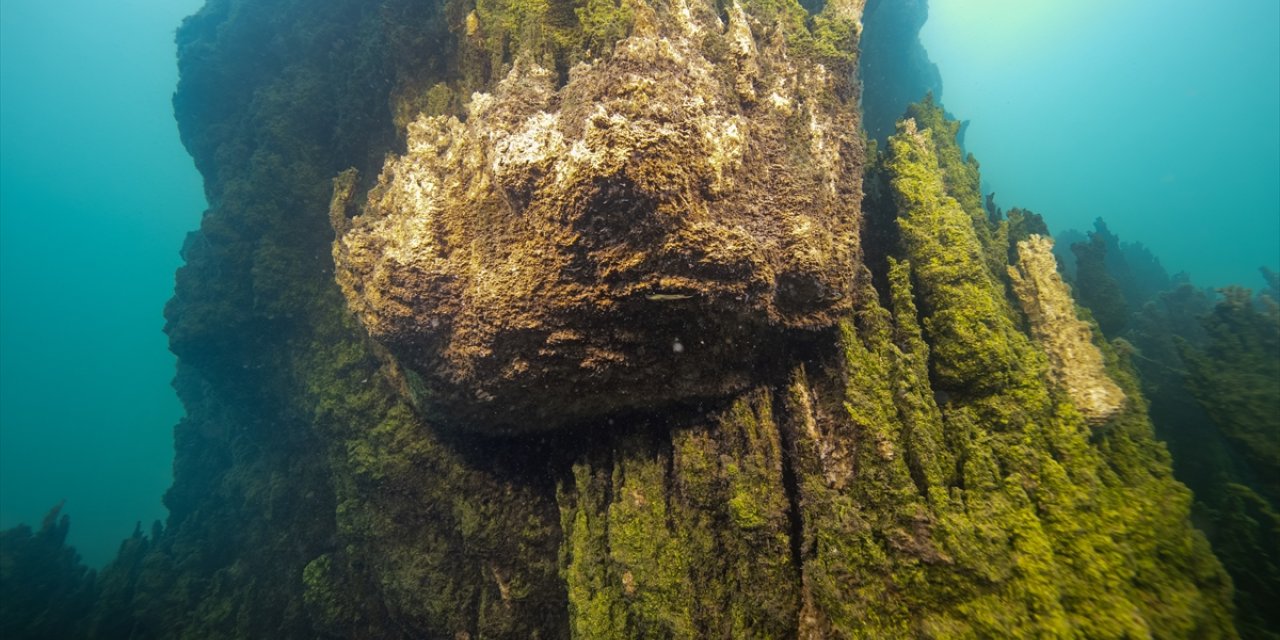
[0, 0, 1275, 570]
[0, 0, 205, 566]
[922, 0, 1280, 288]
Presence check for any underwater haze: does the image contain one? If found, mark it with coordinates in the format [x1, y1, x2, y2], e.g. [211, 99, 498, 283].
[0, 0, 205, 566]
[922, 0, 1280, 288]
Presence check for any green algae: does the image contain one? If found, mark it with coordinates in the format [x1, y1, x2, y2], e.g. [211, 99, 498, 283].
[1061, 221, 1280, 636]
[575, 0, 633, 57]
[0, 0, 1249, 637]
[776, 98, 1237, 638]
[557, 393, 799, 637]
[884, 109, 1027, 393]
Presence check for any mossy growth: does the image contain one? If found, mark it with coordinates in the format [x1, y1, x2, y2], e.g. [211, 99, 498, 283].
[558, 391, 799, 637]
[883, 111, 1028, 394]
[735, 0, 861, 67]
[575, 0, 633, 57]
[452, 0, 858, 94]
[903, 95, 1005, 277]
[469, 0, 582, 68]
[453, 0, 636, 87]
[292, 294, 568, 638]
[1203, 483, 1280, 638]
[816, 97, 1239, 637]
[1167, 283, 1280, 631]
[30, 0, 1249, 632]
[1062, 222, 1278, 635]
[1002, 206, 1049, 262]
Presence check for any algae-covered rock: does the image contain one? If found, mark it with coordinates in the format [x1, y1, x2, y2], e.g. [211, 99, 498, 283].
[6, 0, 1245, 637]
[1009, 234, 1126, 423]
[1061, 222, 1279, 635]
[0, 505, 95, 639]
[333, 0, 864, 433]
[883, 115, 1023, 393]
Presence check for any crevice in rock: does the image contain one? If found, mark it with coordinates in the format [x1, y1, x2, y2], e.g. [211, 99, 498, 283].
[773, 376, 810, 575]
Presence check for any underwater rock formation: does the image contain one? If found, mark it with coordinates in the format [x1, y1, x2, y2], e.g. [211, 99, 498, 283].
[859, 0, 941, 141]
[1179, 286, 1280, 638]
[1182, 287, 1280, 502]
[1008, 234, 1126, 423]
[0, 0, 1245, 637]
[0, 505, 94, 639]
[332, 0, 863, 432]
[1058, 220, 1280, 637]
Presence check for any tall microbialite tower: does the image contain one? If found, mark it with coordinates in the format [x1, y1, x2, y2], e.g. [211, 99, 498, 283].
[4, 0, 1240, 637]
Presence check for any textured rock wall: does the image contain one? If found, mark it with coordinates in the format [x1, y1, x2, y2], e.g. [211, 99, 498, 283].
[828, 105, 1233, 636]
[1008, 234, 1126, 423]
[1053, 221, 1279, 637]
[333, 0, 863, 433]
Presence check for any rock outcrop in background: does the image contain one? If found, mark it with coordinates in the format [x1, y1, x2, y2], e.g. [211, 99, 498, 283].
[1054, 219, 1280, 639]
[858, 0, 940, 142]
[0, 0, 1248, 637]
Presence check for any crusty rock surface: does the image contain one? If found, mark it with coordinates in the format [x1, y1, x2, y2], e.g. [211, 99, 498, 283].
[1008, 234, 1126, 423]
[332, 1, 864, 433]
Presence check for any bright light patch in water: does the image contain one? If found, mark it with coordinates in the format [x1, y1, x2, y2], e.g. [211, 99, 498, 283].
[922, 0, 1112, 64]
